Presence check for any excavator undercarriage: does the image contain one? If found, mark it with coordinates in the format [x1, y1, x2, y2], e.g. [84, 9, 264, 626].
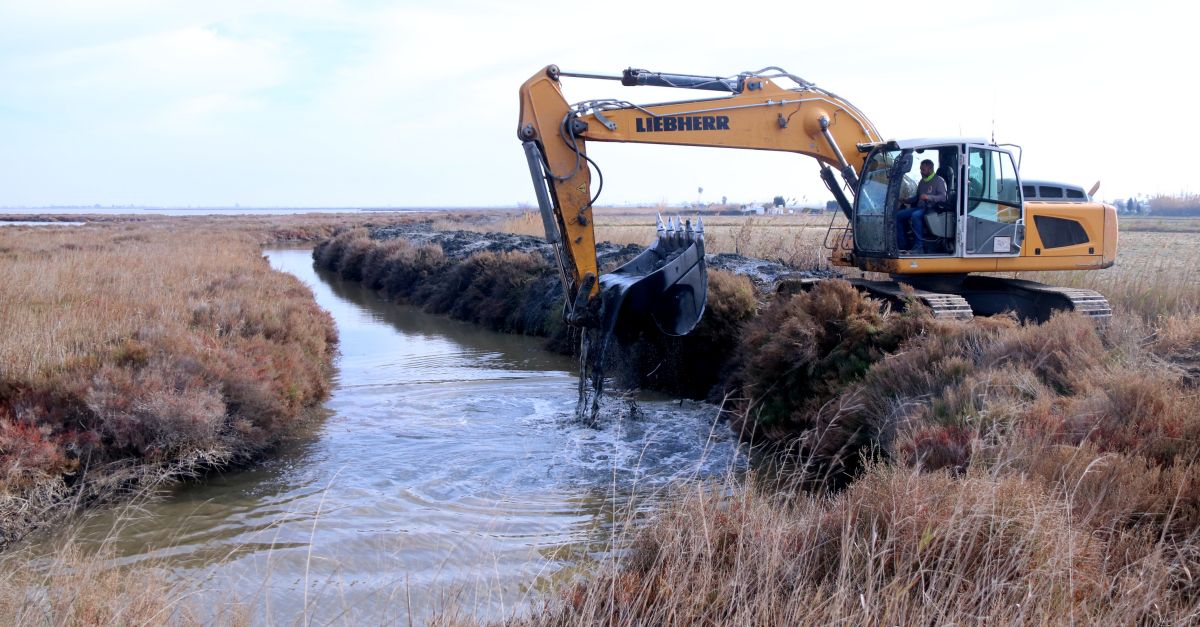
[778, 274, 1111, 322]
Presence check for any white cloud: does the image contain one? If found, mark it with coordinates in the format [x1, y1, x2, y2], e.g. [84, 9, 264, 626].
[0, 0, 1195, 206]
[2, 26, 284, 120]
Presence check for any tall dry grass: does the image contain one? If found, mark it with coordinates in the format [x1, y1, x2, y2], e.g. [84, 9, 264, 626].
[0, 539, 206, 625]
[502, 212, 1200, 624]
[1149, 193, 1200, 217]
[0, 223, 338, 548]
[517, 275, 1200, 624]
[518, 461, 1200, 625]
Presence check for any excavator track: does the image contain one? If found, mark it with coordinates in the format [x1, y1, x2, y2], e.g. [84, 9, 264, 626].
[777, 277, 974, 320]
[847, 278, 974, 320]
[1049, 288, 1112, 319]
[777, 276, 1110, 323]
[954, 276, 1112, 323]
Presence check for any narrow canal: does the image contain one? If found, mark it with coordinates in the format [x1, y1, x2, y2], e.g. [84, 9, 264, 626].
[62, 248, 744, 623]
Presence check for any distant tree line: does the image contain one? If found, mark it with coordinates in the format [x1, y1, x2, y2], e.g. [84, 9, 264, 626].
[1117, 198, 1144, 215]
[1147, 193, 1200, 217]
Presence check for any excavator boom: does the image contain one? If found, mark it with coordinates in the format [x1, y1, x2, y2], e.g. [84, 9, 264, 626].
[518, 65, 880, 334]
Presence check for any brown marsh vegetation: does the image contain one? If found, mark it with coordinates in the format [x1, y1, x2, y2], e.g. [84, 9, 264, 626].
[526, 315, 1200, 624]
[478, 208, 836, 269]
[0, 217, 430, 549]
[0, 213, 462, 623]
[510, 217, 1200, 624]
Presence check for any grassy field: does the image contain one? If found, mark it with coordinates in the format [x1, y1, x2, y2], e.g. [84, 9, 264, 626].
[0, 221, 346, 552]
[476, 209, 837, 269]
[1120, 216, 1200, 233]
[0, 210, 472, 244]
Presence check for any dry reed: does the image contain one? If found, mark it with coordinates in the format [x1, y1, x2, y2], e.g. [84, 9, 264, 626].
[0, 223, 339, 548]
[493, 216, 1200, 625]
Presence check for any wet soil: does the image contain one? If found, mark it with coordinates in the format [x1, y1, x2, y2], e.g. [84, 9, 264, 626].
[368, 222, 830, 292]
[355, 223, 837, 402]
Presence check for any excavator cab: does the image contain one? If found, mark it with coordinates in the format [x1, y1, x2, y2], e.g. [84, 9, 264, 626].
[852, 140, 1026, 260]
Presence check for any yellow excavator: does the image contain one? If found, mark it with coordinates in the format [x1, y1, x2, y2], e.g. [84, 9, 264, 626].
[517, 65, 1115, 335]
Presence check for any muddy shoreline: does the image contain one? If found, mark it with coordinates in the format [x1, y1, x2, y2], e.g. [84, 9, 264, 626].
[367, 221, 830, 290]
[313, 223, 834, 400]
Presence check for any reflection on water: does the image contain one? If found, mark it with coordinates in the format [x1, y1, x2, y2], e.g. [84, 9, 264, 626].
[55, 247, 745, 624]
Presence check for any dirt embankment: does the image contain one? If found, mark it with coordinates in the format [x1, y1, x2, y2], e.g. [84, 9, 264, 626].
[313, 223, 831, 399]
[365, 222, 814, 287]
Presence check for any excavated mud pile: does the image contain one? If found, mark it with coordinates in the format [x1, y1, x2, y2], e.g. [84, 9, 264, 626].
[313, 222, 831, 399]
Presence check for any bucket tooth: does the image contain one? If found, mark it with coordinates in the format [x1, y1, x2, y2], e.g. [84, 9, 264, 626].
[656, 213, 665, 234]
[696, 216, 704, 238]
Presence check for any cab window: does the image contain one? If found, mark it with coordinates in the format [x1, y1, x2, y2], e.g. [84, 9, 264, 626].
[964, 148, 1023, 255]
[967, 149, 1021, 223]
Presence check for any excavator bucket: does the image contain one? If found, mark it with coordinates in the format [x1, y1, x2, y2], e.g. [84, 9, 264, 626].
[598, 215, 707, 337]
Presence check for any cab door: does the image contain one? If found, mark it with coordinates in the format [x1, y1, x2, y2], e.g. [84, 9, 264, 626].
[852, 147, 905, 256]
[963, 147, 1025, 257]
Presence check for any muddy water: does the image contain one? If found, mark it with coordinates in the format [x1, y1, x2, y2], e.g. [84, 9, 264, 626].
[63, 248, 743, 624]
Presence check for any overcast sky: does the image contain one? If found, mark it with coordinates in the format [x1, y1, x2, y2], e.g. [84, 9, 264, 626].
[0, 0, 1192, 208]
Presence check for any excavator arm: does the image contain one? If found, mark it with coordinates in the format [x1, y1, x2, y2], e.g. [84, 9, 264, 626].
[518, 65, 881, 335]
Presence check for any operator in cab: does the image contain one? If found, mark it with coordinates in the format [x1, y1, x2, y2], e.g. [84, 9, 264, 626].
[896, 158, 948, 253]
